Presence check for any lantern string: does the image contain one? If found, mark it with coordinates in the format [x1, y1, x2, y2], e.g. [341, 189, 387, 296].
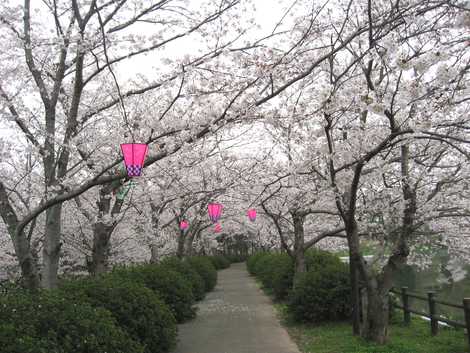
[94, 3, 135, 143]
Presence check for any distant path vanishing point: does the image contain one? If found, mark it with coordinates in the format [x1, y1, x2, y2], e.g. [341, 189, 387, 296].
[173, 262, 301, 353]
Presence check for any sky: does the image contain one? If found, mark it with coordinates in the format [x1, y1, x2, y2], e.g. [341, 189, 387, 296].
[116, 0, 292, 80]
[0, 0, 295, 159]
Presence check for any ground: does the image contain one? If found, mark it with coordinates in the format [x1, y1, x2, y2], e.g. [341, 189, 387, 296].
[173, 262, 300, 353]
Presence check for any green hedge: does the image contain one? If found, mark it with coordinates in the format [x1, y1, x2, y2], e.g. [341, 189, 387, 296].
[160, 257, 206, 301]
[109, 264, 196, 323]
[269, 255, 294, 299]
[0, 289, 143, 353]
[247, 250, 351, 322]
[187, 257, 217, 292]
[225, 254, 247, 263]
[305, 248, 343, 271]
[0, 256, 221, 353]
[59, 278, 177, 353]
[246, 252, 293, 299]
[208, 255, 231, 270]
[288, 261, 351, 322]
[246, 252, 267, 274]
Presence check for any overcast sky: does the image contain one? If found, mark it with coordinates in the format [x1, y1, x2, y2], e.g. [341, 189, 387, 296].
[117, 0, 291, 80]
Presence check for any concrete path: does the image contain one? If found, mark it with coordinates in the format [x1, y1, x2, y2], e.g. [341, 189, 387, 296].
[173, 263, 301, 353]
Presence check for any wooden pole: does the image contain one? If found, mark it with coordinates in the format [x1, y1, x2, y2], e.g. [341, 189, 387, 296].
[428, 291, 438, 336]
[463, 298, 470, 349]
[401, 287, 411, 325]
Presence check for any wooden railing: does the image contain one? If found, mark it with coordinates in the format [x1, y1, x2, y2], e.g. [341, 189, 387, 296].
[390, 286, 470, 349]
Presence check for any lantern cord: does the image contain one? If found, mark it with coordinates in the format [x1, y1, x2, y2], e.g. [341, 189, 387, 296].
[94, 3, 135, 143]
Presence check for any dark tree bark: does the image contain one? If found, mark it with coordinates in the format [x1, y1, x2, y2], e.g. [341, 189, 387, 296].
[292, 212, 306, 274]
[0, 182, 40, 289]
[88, 186, 123, 275]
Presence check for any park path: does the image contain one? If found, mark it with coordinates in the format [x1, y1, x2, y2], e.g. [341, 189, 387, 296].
[173, 262, 301, 353]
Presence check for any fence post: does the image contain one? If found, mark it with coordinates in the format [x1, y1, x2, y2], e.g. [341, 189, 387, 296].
[428, 291, 438, 336]
[463, 298, 470, 350]
[401, 287, 410, 325]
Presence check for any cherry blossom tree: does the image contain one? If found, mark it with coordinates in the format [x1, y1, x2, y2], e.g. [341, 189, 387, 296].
[294, 0, 470, 342]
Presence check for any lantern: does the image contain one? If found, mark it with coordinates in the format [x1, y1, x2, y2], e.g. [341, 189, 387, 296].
[180, 220, 189, 231]
[214, 223, 222, 233]
[207, 203, 223, 223]
[247, 208, 257, 222]
[120, 143, 149, 177]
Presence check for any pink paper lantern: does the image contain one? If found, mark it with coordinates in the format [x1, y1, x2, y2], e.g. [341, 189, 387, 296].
[180, 220, 189, 231]
[120, 143, 148, 177]
[208, 203, 223, 223]
[247, 208, 257, 222]
[214, 223, 222, 233]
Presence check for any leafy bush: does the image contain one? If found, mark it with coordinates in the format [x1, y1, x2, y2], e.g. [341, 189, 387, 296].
[288, 261, 351, 323]
[208, 255, 231, 270]
[305, 248, 343, 272]
[250, 252, 274, 282]
[187, 256, 217, 292]
[247, 252, 268, 275]
[269, 254, 294, 299]
[109, 264, 196, 323]
[225, 254, 247, 263]
[251, 253, 294, 299]
[59, 278, 177, 353]
[255, 254, 278, 286]
[248, 250, 345, 301]
[160, 257, 206, 301]
[0, 289, 143, 353]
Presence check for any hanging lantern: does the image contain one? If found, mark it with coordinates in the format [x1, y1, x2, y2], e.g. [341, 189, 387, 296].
[214, 223, 222, 233]
[120, 143, 149, 177]
[180, 220, 189, 231]
[207, 203, 223, 223]
[247, 208, 257, 222]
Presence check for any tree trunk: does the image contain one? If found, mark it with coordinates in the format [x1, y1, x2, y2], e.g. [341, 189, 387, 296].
[0, 182, 40, 289]
[41, 203, 62, 288]
[184, 229, 198, 257]
[88, 189, 122, 276]
[294, 248, 305, 274]
[362, 286, 390, 343]
[292, 212, 306, 275]
[176, 230, 186, 258]
[14, 231, 40, 290]
[347, 224, 362, 336]
[349, 250, 361, 335]
[150, 244, 160, 263]
[90, 223, 113, 275]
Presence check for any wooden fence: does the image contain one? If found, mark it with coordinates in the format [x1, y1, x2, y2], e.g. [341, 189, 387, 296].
[390, 286, 470, 349]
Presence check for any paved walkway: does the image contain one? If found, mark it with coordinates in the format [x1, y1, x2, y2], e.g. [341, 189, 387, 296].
[173, 263, 301, 353]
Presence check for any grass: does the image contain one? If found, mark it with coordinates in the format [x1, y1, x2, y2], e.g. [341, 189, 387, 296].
[274, 303, 469, 353]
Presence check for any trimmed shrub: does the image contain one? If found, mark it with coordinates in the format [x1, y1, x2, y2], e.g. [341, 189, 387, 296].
[248, 250, 345, 301]
[288, 261, 351, 323]
[269, 254, 294, 299]
[110, 264, 196, 323]
[160, 257, 206, 301]
[305, 248, 343, 271]
[247, 252, 268, 275]
[225, 254, 247, 263]
[59, 278, 177, 353]
[255, 254, 277, 288]
[0, 289, 143, 353]
[251, 253, 294, 299]
[187, 256, 217, 292]
[251, 252, 274, 281]
[208, 255, 231, 270]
